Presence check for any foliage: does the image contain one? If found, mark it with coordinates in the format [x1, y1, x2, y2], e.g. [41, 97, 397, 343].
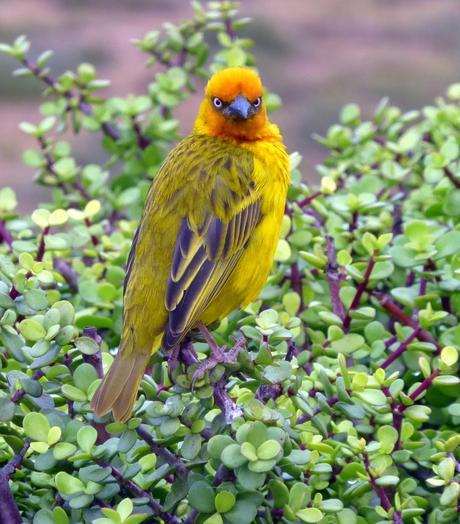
[0, 2, 460, 523]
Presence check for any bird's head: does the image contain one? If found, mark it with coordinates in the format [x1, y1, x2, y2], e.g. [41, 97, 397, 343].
[194, 67, 277, 141]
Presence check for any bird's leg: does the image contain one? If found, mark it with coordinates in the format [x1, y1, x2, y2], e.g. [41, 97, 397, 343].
[167, 343, 181, 379]
[191, 322, 246, 387]
[197, 321, 225, 359]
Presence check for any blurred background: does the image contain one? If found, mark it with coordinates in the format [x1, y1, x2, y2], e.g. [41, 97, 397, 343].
[1, 0, 460, 210]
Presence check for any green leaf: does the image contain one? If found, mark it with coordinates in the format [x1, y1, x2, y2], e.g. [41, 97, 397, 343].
[19, 318, 46, 341]
[55, 471, 85, 495]
[188, 481, 215, 513]
[329, 334, 364, 355]
[356, 389, 388, 406]
[263, 361, 292, 384]
[221, 444, 247, 468]
[215, 490, 236, 513]
[297, 508, 324, 523]
[77, 426, 98, 453]
[23, 412, 50, 442]
[376, 475, 399, 486]
[257, 439, 281, 460]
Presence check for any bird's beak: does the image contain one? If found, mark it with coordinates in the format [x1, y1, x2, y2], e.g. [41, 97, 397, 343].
[223, 95, 253, 120]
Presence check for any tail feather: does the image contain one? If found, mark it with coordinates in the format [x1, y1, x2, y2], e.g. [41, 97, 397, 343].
[91, 350, 151, 422]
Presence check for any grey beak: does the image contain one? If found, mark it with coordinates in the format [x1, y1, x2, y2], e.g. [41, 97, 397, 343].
[223, 95, 253, 120]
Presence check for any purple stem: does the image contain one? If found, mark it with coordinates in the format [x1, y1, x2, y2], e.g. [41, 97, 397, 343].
[213, 376, 243, 424]
[343, 255, 376, 330]
[298, 191, 322, 208]
[382, 386, 403, 450]
[325, 236, 346, 321]
[0, 221, 13, 248]
[401, 369, 441, 409]
[22, 58, 120, 141]
[363, 451, 402, 523]
[290, 262, 304, 309]
[392, 204, 403, 237]
[380, 328, 420, 370]
[0, 439, 30, 524]
[97, 460, 178, 522]
[297, 394, 338, 424]
[36, 225, 50, 262]
[374, 292, 441, 354]
[11, 370, 44, 403]
[444, 166, 460, 189]
[82, 327, 104, 378]
[136, 426, 188, 479]
[132, 119, 150, 150]
[53, 257, 79, 291]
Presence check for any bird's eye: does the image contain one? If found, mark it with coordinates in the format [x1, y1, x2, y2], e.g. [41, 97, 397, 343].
[213, 97, 223, 109]
[253, 97, 262, 108]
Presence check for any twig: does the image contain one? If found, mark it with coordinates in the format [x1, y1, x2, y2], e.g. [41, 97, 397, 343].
[11, 370, 44, 403]
[214, 376, 243, 423]
[53, 257, 79, 291]
[401, 369, 441, 409]
[380, 328, 420, 370]
[36, 225, 50, 262]
[298, 191, 322, 208]
[136, 426, 188, 479]
[297, 394, 338, 424]
[0, 221, 13, 249]
[0, 439, 30, 524]
[444, 166, 460, 189]
[82, 327, 103, 378]
[363, 451, 402, 523]
[373, 292, 441, 354]
[343, 255, 376, 330]
[325, 236, 346, 321]
[22, 58, 121, 141]
[97, 460, 178, 522]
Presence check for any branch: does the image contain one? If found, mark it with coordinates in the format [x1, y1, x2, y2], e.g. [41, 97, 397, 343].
[363, 451, 402, 523]
[22, 58, 121, 142]
[373, 292, 441, 354]
[444, 166, 460, 189]
[0, 439, 30, 524]
[343, 255, 376, 330]
[213, 376, 243, 424]
[325, 236, 346, 321]
[297, 394, 338, 424]
[53, 257, 79, 292]
[11, 370, 44, 403]
[97, 460, 179, 523]
[298, 191, 322, 208]
[401, 369, 440, 409]
[136, 426, 188, 479]
[380, 328, 420, 370]
[82, 327, 103, 378]
[0, 221, 13, 249]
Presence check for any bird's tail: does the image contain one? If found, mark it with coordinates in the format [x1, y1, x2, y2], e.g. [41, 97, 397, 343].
[90, 348, 151, 422]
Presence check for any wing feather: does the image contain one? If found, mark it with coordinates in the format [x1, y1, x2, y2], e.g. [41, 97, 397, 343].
[163, 199, 261, 349]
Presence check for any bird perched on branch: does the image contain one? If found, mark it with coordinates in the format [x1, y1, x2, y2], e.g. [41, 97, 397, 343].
[91, 67, 290, 421]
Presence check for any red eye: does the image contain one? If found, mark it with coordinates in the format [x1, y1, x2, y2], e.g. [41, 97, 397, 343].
[213, 97, 223, 109]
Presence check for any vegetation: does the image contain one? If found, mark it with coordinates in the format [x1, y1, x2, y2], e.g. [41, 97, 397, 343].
[0, 2, 459, 523]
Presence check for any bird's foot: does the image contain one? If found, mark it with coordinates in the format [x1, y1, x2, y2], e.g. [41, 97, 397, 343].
[191, 322, 245, 388]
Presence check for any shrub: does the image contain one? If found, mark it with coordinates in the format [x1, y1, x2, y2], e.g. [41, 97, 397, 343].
[0, 2, 459, 523]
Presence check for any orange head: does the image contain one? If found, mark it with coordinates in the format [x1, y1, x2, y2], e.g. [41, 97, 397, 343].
[194, 67, 278, 141]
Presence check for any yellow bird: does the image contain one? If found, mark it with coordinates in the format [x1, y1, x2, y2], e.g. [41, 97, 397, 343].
[91, 67, 290, 421]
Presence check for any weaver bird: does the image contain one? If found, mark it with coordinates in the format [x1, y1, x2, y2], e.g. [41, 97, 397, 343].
[91, 67, 290, 421]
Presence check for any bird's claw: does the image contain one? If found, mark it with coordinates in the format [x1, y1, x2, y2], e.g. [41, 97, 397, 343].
[190, 336, 246, 389]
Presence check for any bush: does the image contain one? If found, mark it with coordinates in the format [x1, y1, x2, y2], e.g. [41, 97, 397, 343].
[0, 2, 460, 523]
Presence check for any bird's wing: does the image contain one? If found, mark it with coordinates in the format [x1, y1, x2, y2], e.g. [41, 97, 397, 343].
[163, 197, 261, 348]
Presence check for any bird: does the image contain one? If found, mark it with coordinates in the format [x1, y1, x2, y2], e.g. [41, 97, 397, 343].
[91, 67, 290, 422]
